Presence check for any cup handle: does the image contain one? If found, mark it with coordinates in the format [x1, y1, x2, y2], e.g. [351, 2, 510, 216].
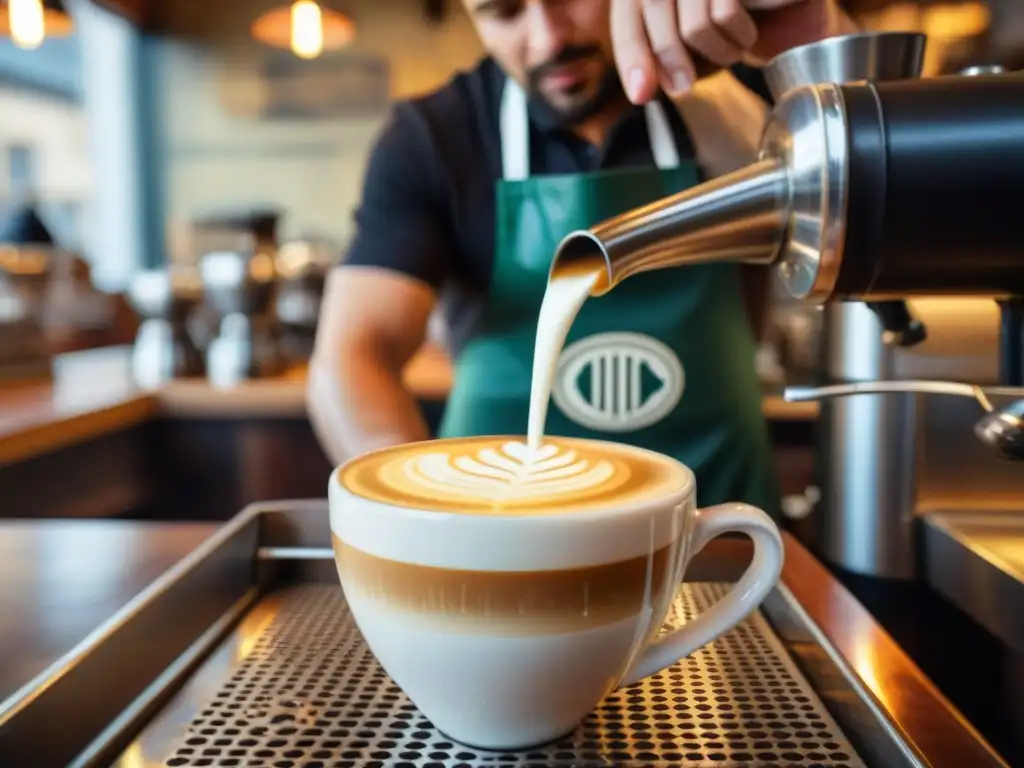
[620, 502, 784, 686]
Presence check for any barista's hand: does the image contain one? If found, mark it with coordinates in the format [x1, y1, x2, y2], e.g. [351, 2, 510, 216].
[611, 0, 858, 104]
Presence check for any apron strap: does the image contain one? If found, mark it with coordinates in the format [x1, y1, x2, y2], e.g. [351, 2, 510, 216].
[500, 79, 530, 182]
[500, 78, 684, 179]
[643, 100, 681, 170]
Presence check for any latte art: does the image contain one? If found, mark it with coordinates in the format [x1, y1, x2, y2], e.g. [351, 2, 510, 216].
[403, 441, 617, 503]
[339, 436, 687, 515]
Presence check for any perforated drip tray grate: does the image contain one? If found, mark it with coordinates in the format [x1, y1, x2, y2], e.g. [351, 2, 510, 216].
[162, 583, 866, 768]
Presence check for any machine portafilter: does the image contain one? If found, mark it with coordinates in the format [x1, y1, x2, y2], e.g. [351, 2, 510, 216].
[552, 33, 1024, 363]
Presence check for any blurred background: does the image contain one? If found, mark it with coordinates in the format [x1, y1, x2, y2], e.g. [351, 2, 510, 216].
[0, 0, 1021, 525]
[3, 10, 1022, 764]
[0, 0, 1019, 384]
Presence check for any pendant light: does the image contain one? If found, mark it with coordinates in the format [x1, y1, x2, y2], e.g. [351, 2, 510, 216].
[251, 1, 355, 60]
[0, 0, 73, 50]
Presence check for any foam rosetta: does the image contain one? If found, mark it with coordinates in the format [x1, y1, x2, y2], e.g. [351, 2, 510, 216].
[339, 436, 688, 515]
[401, 442, 616, 503]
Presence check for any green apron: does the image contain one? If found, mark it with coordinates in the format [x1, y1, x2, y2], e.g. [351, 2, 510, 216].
[439, 79, 780, 516]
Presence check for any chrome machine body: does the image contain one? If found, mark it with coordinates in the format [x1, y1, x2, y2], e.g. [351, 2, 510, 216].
[552, 32, 1024, 649]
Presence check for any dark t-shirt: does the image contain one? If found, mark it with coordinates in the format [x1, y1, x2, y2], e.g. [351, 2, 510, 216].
[344, 57, 770, 357]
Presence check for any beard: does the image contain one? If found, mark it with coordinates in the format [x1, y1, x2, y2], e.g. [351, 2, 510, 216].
[525, 44, 625, 128]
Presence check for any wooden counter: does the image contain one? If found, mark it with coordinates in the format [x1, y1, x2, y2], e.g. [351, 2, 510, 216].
[0, 345, 818, 467]
[0, 518, 216, 707]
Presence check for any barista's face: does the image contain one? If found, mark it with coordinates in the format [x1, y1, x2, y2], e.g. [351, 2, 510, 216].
[463, 0, 622, 125]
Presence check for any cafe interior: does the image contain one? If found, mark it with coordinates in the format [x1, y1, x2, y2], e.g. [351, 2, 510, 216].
[0, 0, 1023, 766]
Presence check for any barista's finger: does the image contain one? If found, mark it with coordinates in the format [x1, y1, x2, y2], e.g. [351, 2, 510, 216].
[741, 0, 798, 9]
[611, 0, 660, 104]
[642, 0, 697, 96]
[711, 0, 758, 50]
[679, 0, 744, 67]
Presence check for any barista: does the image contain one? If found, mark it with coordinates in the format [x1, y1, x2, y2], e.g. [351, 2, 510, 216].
[308, 0, 857, 517]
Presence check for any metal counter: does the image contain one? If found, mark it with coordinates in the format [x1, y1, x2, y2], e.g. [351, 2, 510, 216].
[923, 510, 1024, 654]
[0, 501, 1007, 768]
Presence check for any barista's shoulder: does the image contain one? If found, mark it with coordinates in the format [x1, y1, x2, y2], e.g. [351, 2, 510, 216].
[390, 57, 501, 154]
[673, 69, 770, 177]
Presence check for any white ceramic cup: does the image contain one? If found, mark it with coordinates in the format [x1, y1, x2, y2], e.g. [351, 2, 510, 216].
[329, 438, 784, 752]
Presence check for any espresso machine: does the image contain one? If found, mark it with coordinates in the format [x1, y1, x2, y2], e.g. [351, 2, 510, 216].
[193, 209, 286, 386]
[274, 237, 335, 364]
[200, 248, 284, 387]
[553, 32, 1024, 651]
[127, 266, 206, 389]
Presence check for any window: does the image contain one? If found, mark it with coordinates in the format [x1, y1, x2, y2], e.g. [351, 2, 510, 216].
[6, 143, 36, 197]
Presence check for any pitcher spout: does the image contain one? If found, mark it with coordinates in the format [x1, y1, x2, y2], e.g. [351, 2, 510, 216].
[551, 158, 790, 295]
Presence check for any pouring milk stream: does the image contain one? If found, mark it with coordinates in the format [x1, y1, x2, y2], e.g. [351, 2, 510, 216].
[527, 261, 605, 453]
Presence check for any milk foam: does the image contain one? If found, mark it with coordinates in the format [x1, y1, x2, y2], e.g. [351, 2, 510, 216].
[403, 441, 615, 504]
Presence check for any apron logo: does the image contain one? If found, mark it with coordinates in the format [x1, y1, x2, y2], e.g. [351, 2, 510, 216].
[552, 332, 685, 433]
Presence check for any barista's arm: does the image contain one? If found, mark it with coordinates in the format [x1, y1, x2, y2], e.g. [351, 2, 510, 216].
[307, 104, 453, 465]
[307, 268, 435, 465]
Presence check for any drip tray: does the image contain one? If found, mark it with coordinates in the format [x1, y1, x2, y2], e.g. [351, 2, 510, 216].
[5, 502, 977, 768]
[141, 584, 863, 768]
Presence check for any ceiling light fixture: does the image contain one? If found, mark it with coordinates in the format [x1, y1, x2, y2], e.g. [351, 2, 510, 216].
[0, 0, 73, 50]
[251, 1, 355, 60]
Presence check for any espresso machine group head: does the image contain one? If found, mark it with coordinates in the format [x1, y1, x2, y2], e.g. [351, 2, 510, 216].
[553, 32, 1024, 378]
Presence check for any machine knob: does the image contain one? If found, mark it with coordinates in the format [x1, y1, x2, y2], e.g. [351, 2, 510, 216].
[867, 300, 928, 347]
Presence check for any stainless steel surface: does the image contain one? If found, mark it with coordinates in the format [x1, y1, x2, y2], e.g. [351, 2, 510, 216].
[759, 83, 847, 302]
[0, 500, 987, 768]
[785, 380, 1024, 460]
[120, 583, 868, 768]
[813, 302, 916, 581]
[816, 387, 921, 580]
[786, 380, 991, 403]
[763, 31, 926, 99]
[551, 158, 787, 293]
[797, 42, 1021, 566]
[809, 300, 1024, 578]
[832, 300, 1001, 383]
[975, 400, 1024, 461]
[922, 511, 1024, 654]
[960, 66, 1008, 76]
[764, 32, 927, 357]
[909, 389, 1024, 514]
[0, 509, 259, 768]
